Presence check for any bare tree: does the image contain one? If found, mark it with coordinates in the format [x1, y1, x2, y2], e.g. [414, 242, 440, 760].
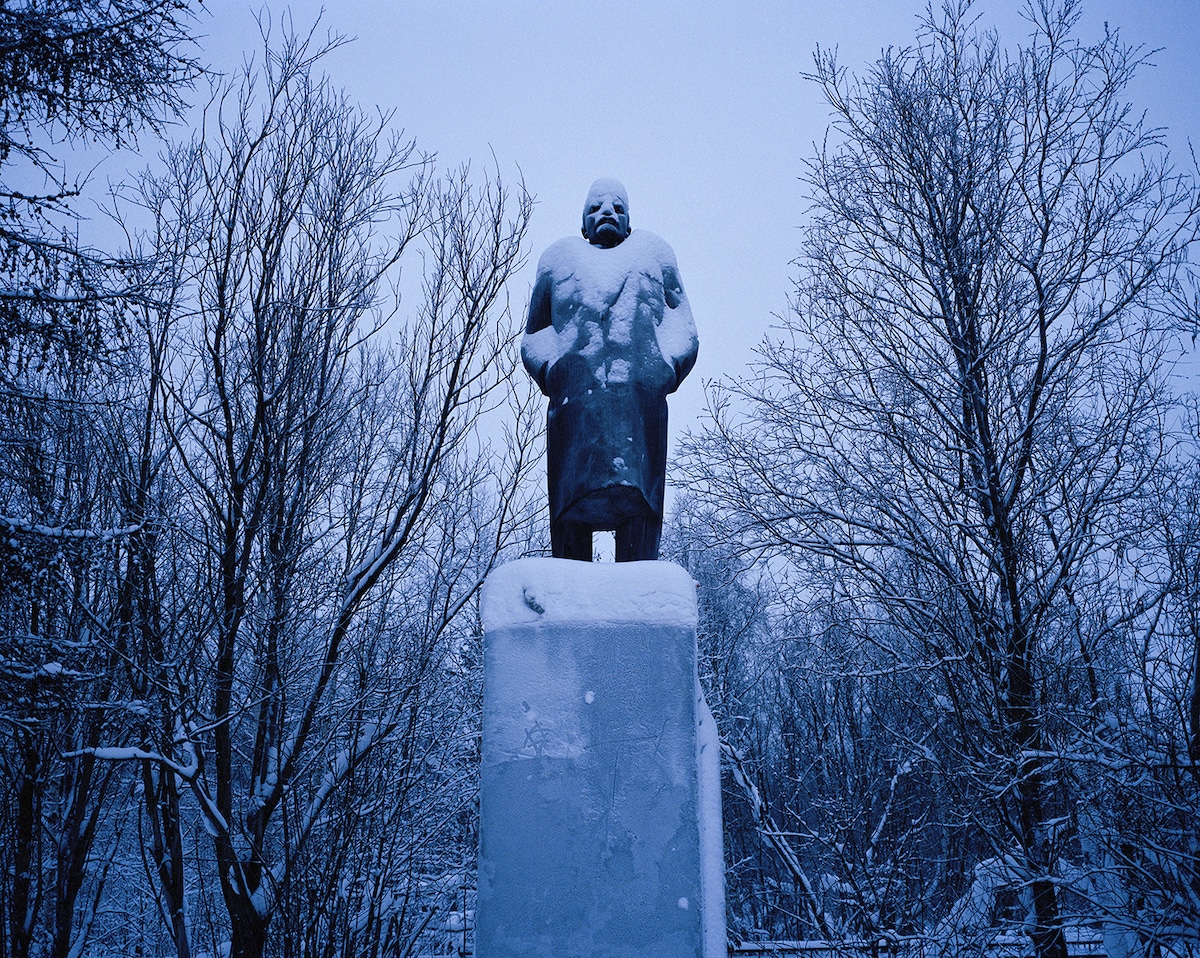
[0, 371, 152, 958]
[82, 23, 538, 958]
[686, 2, 1200, 955]
[0, 0, 200, 381]
[0, 4, 200, 956]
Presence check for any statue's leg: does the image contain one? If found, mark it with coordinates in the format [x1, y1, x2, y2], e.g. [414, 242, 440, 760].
[615, 512, 661, 562]
[551, 519, 593, 561]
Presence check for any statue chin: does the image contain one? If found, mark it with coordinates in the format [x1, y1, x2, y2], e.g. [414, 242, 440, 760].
[589, 225, 626, 248]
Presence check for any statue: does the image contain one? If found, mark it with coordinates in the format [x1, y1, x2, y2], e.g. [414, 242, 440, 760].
[522, 178, 698, 561]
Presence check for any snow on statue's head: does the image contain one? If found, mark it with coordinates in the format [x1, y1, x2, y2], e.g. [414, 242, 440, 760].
[581, 178, 631, 248]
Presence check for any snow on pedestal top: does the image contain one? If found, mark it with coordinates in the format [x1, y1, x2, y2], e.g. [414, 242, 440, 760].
[481, 558, 698, 631]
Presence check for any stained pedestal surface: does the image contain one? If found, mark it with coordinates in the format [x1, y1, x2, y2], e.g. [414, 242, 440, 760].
[477, 558, 725, 958]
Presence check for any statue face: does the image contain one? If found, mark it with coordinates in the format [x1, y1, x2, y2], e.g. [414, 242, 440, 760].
[581, 181, 630, 248]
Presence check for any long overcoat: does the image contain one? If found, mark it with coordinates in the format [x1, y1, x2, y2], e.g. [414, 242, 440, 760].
[521, 230, 698, 527]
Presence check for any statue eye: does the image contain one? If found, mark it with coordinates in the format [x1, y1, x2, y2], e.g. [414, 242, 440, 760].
[588, 204, 600, 213]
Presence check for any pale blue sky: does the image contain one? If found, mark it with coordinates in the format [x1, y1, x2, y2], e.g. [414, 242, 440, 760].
[183, 1, 1200, 440]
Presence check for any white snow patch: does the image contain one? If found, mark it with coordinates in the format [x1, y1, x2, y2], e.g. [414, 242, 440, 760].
[526, 230, 698, 376]
[443, 910, 472, 933]
[481, 559, 698, 631]
[89, 747, 149, 761]
[1, 515, 143, 541]
[581, 322, 603, 357]
[654, 298, 698, 369]
[523, 323, 575, 372]
[536, 231, 676, 302]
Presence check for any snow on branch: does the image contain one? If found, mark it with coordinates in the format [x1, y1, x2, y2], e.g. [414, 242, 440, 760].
[1, 515, 144, 541]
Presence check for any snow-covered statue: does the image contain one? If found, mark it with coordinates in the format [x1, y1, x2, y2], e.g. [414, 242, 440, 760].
[522, 178, 698, 561]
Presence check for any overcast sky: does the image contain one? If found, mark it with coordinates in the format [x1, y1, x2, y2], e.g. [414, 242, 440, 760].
[180, 1, 1200, 447]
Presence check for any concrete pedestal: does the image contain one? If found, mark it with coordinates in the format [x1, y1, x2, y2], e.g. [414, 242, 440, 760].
[477, 559, 725, 958]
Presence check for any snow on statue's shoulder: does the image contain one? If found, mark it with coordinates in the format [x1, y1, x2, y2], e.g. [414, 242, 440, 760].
[622, 229, 675, 265]
[535, 235, 587, 276]
[481, 558, 698, 631]
[535, 230, 679, 286]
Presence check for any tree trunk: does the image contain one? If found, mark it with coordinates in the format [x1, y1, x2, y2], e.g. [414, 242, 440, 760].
[9, 735, 39, 958]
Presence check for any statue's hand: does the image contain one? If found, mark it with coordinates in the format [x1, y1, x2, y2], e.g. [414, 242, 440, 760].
[521, 330, 555, 396]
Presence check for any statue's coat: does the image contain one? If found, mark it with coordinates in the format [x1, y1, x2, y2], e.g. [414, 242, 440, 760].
[522, 229, 697, 534]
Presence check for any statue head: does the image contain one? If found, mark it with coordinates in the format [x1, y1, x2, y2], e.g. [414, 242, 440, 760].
[581, 178, 631, 248]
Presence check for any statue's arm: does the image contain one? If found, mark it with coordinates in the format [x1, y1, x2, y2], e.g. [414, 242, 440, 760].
[658, 262, 699, 391]
[521, 270, 554, 395]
